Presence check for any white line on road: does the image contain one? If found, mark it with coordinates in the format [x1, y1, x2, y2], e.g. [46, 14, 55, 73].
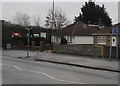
[2, 58, 84, 84]
[13, 66, 22, 70]
[3, 56, 118, 74]
[42, 72, 56, 80]
[1, 64, 22, 70]
[55, 78, 83, 84]
[24, 69, 84, 84]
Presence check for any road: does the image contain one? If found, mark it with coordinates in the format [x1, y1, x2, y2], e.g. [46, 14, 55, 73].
[2, 56, 118, 84]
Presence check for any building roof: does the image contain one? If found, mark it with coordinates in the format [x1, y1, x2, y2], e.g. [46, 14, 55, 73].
[53, 21, 98, 36]
[92, 23, 120, 36]
[31, 26, 47, 33]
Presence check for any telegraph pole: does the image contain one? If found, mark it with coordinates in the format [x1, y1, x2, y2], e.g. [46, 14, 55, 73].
[51, 0, 55, 52]
[52, 0, 54, 37]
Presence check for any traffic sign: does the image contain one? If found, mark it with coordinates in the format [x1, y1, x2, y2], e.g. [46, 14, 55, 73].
[112, 28, 119, 34]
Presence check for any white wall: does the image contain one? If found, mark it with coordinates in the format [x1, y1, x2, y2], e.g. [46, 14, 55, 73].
[40, 32, 46, 38]
[73, 36, 93, 44]
[52, 36, 61, 43]
[52, 36, 93, 44]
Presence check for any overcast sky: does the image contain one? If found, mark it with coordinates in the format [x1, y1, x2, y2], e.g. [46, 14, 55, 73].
[1, 0, 119, 27]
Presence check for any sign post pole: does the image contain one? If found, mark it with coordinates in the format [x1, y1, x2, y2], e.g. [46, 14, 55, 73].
[109, 34, 112, 60]
[116, 28, 119, 58]
[111, 28, 119, 59]
[116, 34, 118, 58]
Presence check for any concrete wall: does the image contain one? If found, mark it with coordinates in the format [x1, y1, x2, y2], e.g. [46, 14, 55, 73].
[53, 44, 102, 57]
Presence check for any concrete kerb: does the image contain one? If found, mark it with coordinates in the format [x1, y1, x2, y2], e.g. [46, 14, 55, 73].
[35, 59, 120, 73]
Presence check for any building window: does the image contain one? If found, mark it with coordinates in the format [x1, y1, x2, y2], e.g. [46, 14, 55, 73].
[65, 36, 72, 42]
[53, 36, 56, 42]
[67, 36, 69, 42]
[56, 37, 58, 42]
[70, 36, 72, 42]
[97, 36, 106, 44]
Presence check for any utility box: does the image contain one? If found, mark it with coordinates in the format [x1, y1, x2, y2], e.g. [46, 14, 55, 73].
[6, 44, 11, 49]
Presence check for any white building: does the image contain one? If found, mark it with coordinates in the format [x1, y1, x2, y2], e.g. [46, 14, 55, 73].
[52, 21, 98, 45]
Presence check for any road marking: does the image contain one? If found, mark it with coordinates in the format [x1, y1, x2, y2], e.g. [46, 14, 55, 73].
[13, 66, 22, 70]
[3, 56, 118, 74]
[42, 72, 56, 79]
[55, 78, 83, 84]
[24, 69, 84, 84]
[1, 64, 22, 70]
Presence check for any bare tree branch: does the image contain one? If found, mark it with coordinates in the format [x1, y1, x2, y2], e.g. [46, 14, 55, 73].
[45, 7, 70, 29]
[33, 12, 41, 27]
[13, 12, 30, 27]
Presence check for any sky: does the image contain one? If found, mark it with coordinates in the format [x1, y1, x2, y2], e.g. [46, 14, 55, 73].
[1, 0, 120, 27]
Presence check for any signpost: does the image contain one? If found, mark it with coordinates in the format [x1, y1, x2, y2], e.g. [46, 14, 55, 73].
[26, 28, 33, 57]
[116, 34, 118, 58]
[12, 33, 21, 37]
[115, 28, 119, 58]
[109, 33, 112, 60]
[112, 28, 119, 34]
[110, 28, 119, 59]
[113, 28, 119, 59]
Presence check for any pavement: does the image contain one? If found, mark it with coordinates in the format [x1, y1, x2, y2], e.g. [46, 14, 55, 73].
[2, 49, 119, 72]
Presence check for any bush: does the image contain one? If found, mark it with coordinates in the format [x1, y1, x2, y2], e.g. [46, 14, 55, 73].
[21, 37, 28, 45]
[20, 36, 32, 46]
[33, 37, 41, 46]
[33, 37, 48, 46]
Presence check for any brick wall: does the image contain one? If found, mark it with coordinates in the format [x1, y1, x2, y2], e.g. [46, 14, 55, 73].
[53, 44, 120, 58]
[53, 44, 103, 57]
[103, 46, 120, 58]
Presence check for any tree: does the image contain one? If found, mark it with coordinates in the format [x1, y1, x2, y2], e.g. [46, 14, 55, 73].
[33, 12, 41, 27]
[13, 12, 30, 27]
[45, 7, 70, 29]
[74, 2, 112, 27]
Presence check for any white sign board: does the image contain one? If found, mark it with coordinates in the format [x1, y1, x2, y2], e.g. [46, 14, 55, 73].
[34, 34, 39, 37]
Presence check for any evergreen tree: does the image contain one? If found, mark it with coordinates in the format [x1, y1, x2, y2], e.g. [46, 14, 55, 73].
[74, 2, 112, 27]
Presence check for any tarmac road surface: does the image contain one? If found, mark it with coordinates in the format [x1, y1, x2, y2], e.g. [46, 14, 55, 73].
[2, 56, 119, 84]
